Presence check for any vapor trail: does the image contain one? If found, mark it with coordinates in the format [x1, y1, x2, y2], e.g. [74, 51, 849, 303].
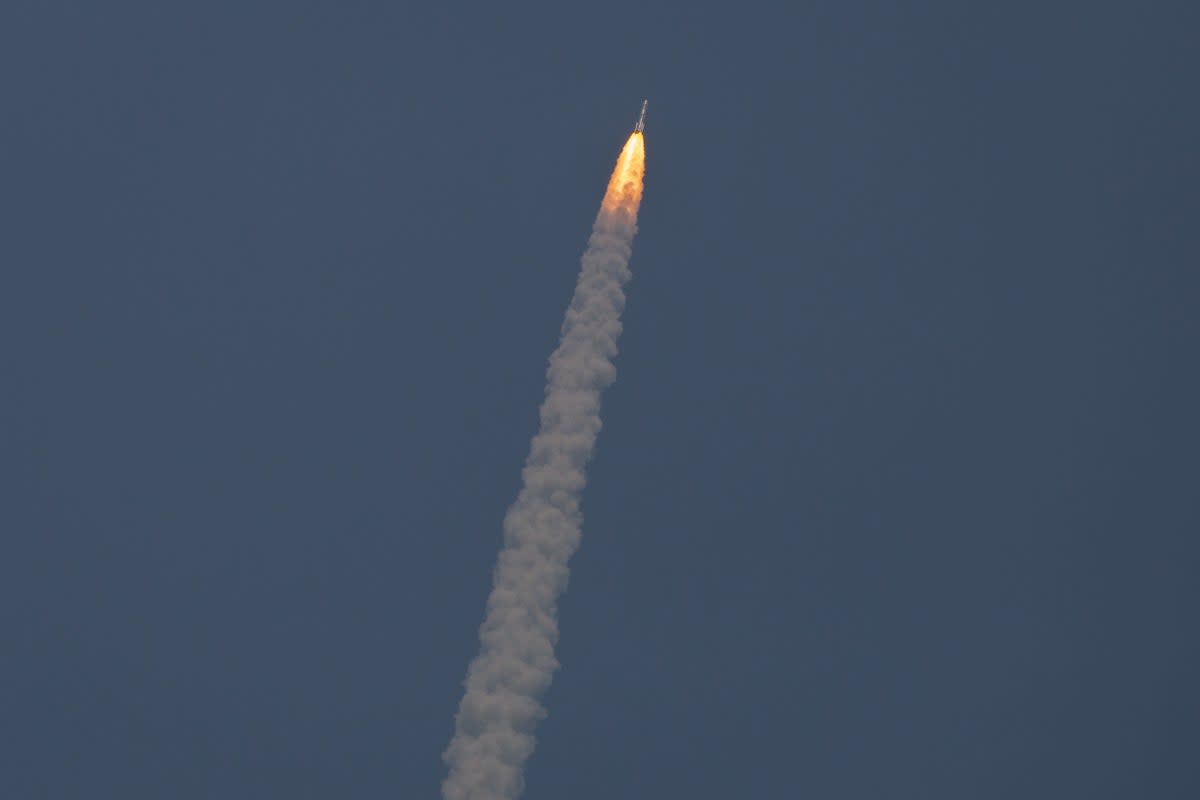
[442, 131, 646, 800]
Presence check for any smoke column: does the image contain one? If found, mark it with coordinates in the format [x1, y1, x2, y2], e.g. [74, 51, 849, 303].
[442, 130, 646, 800]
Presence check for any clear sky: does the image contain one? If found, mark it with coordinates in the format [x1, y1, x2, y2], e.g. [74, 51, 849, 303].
[3, 1, 1197, 798]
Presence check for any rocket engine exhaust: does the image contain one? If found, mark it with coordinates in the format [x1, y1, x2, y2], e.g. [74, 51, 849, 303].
[441, 120, 647, 800]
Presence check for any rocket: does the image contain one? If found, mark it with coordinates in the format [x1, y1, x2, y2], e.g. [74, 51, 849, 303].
[634, 99, 648, 133]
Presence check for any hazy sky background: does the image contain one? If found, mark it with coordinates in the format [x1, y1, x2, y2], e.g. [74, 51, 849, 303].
[3, 1, 1198, 798]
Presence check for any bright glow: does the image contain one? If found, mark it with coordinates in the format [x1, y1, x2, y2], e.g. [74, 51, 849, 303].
[601, 132, 645, 214]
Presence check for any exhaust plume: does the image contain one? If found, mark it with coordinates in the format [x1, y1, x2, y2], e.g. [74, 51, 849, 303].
[442, 131, 646, 800]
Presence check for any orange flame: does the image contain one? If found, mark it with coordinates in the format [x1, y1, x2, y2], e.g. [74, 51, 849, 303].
[600, 132, 645, 215]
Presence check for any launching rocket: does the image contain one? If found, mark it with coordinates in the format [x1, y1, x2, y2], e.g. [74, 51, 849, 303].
[634, 99, 647, 133]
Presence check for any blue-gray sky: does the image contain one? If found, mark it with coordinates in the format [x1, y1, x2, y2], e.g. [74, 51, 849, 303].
[3, 1, 1197, 798]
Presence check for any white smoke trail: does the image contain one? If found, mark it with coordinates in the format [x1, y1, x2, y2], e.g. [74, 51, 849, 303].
[442, 133, 646, 800]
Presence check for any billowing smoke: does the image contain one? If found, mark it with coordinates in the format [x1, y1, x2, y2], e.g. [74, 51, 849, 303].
[442, 132, 646, 800]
